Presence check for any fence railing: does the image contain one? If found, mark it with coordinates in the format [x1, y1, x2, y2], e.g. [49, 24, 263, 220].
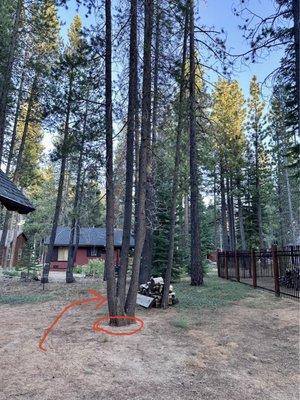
[217, 246, 299, 299]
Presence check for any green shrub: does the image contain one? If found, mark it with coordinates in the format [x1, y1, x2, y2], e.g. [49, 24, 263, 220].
[202, 260, 212, 276]
[16, 262, 41, 280]
[84, 259, 105, 278]
[3, 269, 20, 278]
[74, 265, 83, 274]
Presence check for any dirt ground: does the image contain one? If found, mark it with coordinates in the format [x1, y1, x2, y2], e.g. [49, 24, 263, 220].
[0, 274, 299, 400]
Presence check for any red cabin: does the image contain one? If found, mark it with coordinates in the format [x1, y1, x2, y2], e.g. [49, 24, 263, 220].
[44, 227, 135, 271]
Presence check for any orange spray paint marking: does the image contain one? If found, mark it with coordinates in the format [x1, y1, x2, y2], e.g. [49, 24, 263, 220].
[92, 315, 144, 336]
[38, 289, 144, 352]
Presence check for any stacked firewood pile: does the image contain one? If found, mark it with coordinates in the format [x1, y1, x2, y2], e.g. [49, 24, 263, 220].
[138, 277, 178, 308]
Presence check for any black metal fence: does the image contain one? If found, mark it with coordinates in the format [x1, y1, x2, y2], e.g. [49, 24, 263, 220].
[217, 246, 300, 299]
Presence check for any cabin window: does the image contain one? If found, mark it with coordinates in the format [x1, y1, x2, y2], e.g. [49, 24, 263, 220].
[87, 247, 102, 257]
[90, 247, 97, 257]
[18, 248, 22, 260]
[58, 247, 68, 261]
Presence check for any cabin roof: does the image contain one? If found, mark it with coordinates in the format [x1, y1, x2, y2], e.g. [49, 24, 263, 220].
[44, 227, 135, 247]
[0, 170, 35, 214]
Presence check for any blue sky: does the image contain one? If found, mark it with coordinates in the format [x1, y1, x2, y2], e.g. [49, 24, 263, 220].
[197, 0, 284, 99]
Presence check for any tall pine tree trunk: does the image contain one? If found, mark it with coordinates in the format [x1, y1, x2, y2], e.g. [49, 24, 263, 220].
[0, 212, 11, 267]
[237, 179, 246, 250]
[116, 0, 138, 315]
[161, 5, 188, 308]
[226, 177, 236, 250]
[9, 214, 20, 269]
[125, 0, 153, 316]
[0, 74, 37, 266]
[41, 74, 73, 283]
[104, 0, 118, 322]
[13, 75, 38, 182]
[0, 0, 22, 164]
[6, 53, 27, 175]
[220, 162, 229, 250]
[189, 0, 203, 286]
[254, 130, 264, 249]
[140, 4, 161, 284]
[213, 168, 218, 249]
[285, 168, 296, 244]
[293, 0, 300, 129]
[134, 79, 140, 237]
[66, 134, 85, 283]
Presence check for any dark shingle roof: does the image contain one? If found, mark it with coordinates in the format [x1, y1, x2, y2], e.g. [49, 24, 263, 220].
[44, 227, 135, 247]
[0, 170, 35, 214]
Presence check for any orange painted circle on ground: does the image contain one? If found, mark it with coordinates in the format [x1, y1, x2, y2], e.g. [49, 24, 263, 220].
[92, 315, 144, 336]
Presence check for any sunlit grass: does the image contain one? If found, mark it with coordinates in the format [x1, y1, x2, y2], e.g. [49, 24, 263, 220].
[0, 293, 55, 304]
[174, 271, 255, 310]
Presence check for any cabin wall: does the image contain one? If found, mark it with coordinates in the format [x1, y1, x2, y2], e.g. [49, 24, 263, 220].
[50, 247, 121, 271]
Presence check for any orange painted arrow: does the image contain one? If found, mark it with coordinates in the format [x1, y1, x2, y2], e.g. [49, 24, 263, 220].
[38, 289, 107, 352]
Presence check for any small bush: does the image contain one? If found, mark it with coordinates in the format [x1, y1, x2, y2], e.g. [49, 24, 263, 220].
[3, 269, 20, 278]
[84, 259, 105, 278]
[74, 265, 83, 274]
[16, 262, 41, 280]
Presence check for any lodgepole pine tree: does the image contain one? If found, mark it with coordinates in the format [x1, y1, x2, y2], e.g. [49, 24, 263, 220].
[42, 16, 84, 283]
[139, 2, 161, 284]
[161, 4, 189, 308]
[189, 0, 203, 285]
[248, 76, 265, 249]
[125, 0, 154, 316]
[104, 0, 118, 322]
[116, 0, 138, 317]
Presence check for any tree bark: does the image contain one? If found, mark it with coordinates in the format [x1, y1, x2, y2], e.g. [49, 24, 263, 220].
[237, 179, 246, 250]
[9, 214, 20, 269]
[140, 4, 161, 284]
[226, 177, 236, 250]
[13, 75, 38, 183]
[66, 132, 85, 283]
[134, 94, 140, 238]
[41, 74, 73, 283]
[183, 194, 189, 246]
[161, 5, 189, 308]
[6, 53, 27, 175]
[220, 162, 228, 250]
[0, 74, 36, 267]
[104, 0, 118, 322]
[213, 168, 218, 249]
[189, 0, 203, 286]
[254, 129, 264, 249]
[0, 211, 11, 267]
[285, 168, 296, 244]
[116, 0, 138, 316]
[0, 0, 22, 164]
[293, 0, 300, 130]
[125, 0, 153, 316]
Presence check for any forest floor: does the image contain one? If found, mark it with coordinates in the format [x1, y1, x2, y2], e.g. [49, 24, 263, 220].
[0, 270, 299, 400]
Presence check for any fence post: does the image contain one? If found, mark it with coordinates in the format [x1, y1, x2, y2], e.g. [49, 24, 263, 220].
[272, 244, 280, 297]
[251, 249, 257, 288]
[217, 251, 220, 277]
[235, 250, 240, 282]
[291, 245, 295, 265]
[225, 251, 228, 280]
